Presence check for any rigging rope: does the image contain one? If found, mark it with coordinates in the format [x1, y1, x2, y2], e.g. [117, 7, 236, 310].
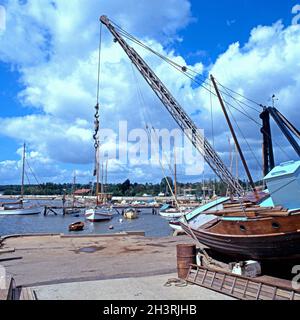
[220, 88, 264, 172]
[110, 20, 263, 111]
[93, 23, 103, 177]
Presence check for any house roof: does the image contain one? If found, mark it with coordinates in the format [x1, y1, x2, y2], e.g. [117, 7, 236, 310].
[74, 189, 91, 195]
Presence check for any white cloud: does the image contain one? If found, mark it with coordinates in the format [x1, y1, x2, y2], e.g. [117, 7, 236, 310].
[194, 21, 300, 180]
[0, 1, 300, 184]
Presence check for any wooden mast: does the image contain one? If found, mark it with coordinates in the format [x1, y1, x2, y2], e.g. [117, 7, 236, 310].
[72, 172, 76, 208]
[174, 150, 177, 200]
[211, 75, 257, 194]
[96, 143, 100, 206]
[21, 143, 26, 202]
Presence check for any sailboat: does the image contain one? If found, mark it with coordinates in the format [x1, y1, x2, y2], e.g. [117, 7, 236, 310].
[85, 157, 114, 222]
[0, 144, 42, 216]
[84, 87, 114, 223]
[64, 172, 81, 215]
[159, 152, 193, 220]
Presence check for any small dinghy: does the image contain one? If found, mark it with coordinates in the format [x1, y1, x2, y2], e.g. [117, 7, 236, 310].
[69, 221, 85, 232]
[124, 208, 138, 220]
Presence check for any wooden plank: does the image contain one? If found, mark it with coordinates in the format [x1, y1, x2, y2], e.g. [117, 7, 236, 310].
[187, 265, 300, 301]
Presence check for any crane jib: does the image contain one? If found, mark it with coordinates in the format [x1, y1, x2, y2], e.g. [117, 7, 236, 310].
[100, 15, 245, 196]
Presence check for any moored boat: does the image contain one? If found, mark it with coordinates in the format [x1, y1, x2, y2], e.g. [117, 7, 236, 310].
[0, 205, 42, 216]
[65, 208, 81, 215]
[159, 204, 192, 219]
[168, 197, 230, 232]
[124, 208, 138, 220]
[69, 221, 85, 232]
[0, 144, 42, 216]
[85, 207, 114, 222]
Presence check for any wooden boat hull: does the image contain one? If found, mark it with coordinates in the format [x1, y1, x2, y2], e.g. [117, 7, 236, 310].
[181, 215, 300, 261]
[69, 222, 85, 232]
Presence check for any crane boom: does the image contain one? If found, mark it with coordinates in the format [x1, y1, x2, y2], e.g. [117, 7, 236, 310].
[100, 15, 244, 195]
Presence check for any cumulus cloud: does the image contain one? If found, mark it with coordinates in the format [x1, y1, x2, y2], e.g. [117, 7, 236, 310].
[0, 0, 299, 184]
[0, 0, 196, 183]
[196, 21, 300, 179]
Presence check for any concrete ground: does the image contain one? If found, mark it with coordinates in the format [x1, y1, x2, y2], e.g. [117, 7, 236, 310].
[32, 274, 234, 300]
[0, 234, 234, 300]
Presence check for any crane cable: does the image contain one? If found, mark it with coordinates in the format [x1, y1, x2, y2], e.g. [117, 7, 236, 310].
[110, 20, 263, 111]
[93, 23, 103, 177]
[130, 62, 215, 264]
[220, 88, 264, 172]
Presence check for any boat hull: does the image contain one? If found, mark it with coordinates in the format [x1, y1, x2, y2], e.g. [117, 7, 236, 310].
[181, 215, 300, 261]
[169, 220, 183, 231]
[69, 222, 85, 232]
[124, 211, 138, 220]
[85, 209, 113, 222]
[0, 207, 41, 216]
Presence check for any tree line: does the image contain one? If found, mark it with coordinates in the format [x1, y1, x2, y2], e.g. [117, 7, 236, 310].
[0, 178, 234, 198]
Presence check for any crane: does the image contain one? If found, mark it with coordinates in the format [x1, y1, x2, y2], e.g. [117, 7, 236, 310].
[260, 106, 300, 176]
[100, 15, 245, 196]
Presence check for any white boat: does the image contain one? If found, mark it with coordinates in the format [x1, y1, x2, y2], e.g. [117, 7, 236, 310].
[159, 204, 192, 219]
[0, 144, 42, 216]
[168, 197, 230, 232]
[0, 205, 41, 216]
[169, 220, 182, 231]
[85, 207, 114, 222]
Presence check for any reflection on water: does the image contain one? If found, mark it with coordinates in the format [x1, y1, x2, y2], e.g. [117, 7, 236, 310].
[0, 200, 172, 238]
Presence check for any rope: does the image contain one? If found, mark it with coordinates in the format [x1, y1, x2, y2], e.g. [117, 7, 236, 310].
[164, 278, 188, 288]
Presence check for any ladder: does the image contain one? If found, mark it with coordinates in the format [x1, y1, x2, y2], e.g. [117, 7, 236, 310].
[186, 264, 300, 300]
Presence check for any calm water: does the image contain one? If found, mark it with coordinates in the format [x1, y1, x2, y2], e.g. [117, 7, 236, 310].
[0, 200, 172, 238]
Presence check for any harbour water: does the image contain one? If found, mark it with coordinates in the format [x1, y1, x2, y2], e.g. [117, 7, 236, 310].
[0, 200, 172, 237]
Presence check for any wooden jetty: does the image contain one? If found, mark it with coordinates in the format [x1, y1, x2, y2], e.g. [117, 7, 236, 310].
[43, 206, 86, 216]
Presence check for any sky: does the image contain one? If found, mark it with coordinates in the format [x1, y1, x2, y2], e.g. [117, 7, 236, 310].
[0, 0, 299, 185]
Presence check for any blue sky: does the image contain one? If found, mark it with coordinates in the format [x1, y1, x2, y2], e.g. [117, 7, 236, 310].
[177, 0, 298, 64]
[0, 0, 299, 185]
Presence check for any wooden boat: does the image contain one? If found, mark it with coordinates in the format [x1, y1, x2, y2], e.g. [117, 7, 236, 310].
[181, 205, 300, 261]
[124, 208, 138, 220]
[85, 207, 114, 222]
[69, 221, 85, 232]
